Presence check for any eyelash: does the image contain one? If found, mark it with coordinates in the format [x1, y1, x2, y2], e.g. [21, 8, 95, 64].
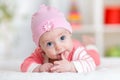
[60, 35, 66, 41]
[46, 42, 53, 47]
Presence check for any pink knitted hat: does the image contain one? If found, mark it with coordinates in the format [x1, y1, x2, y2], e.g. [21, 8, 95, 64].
[31, 4, 72, 46]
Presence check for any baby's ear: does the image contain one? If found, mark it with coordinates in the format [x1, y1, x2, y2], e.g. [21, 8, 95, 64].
[38, 45, 44, 53]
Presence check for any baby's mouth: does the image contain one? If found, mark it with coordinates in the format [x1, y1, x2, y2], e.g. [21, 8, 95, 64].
[57, 54, 62, 60]
[49, 54, 62, 63]
[49, 52, 65, 63]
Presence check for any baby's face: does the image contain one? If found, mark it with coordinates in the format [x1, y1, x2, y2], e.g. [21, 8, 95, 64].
[39, 28, 73, 60]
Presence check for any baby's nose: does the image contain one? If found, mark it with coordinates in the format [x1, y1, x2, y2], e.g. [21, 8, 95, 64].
[55, 43, 62, 52]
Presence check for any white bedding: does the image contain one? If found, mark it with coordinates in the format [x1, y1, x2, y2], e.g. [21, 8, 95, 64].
[0, 58, 120, 80]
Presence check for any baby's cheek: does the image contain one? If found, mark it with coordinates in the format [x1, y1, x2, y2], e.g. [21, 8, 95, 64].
[67, 42, 73, 51]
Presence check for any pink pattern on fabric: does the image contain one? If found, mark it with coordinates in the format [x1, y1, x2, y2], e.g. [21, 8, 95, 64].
[43, 21, 54, 31]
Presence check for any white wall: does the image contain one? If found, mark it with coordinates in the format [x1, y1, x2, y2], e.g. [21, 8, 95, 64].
[0, 0, 44, 60]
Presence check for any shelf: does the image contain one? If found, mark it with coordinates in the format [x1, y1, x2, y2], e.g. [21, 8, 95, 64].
[73, 25, 95, 34]
[104, 24, 120, 33]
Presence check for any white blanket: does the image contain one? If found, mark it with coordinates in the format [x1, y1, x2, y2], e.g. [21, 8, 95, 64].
[0, 58, 120, 80]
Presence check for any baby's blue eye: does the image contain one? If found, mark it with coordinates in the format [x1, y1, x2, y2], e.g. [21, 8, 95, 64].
[60, 35, 65, 40]
[47, 42, 52, 47]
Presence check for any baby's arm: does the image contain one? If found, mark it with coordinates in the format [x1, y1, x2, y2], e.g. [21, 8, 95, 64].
[50, 48, 96, 73]
[72, 47, 97, 73]
[21, 47, 53, 72]
[21, 48, 43, 72]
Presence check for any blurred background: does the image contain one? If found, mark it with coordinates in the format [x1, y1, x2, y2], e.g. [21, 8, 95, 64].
[0, 0, 120, 61]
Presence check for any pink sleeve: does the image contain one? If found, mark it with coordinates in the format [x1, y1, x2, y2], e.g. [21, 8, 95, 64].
[72, 46, 96, 73]
[20, 47, 44, 72]
[72, 40, 100, 73]
[86, 45, 100, 66]
[73, 39, 100, 66]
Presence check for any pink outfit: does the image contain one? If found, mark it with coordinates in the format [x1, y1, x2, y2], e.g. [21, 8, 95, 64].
[31, 5, 72, 46]
[21, 40, 100, 73]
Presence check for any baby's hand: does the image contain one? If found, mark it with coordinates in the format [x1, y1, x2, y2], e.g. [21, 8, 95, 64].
[50, 53, 76, 73]
[33, 63, 53, 72]
[39, 63, 53, 72]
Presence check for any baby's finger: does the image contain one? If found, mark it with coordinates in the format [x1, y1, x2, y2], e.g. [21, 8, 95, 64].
[49, 63, 54, 66]
[52, 69, 62, 73]
[61, 53, 66, 60]
[51, 66, 64, 73]
[50, 65, 59, 72]
[53, 61, 60, 65]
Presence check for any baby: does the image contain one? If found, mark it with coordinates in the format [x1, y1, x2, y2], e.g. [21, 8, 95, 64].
[21, 4, 100, 73]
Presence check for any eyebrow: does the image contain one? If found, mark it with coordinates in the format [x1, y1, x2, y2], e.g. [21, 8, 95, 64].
[58, 32, 64, 37]
[60, 30, 69, 35]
